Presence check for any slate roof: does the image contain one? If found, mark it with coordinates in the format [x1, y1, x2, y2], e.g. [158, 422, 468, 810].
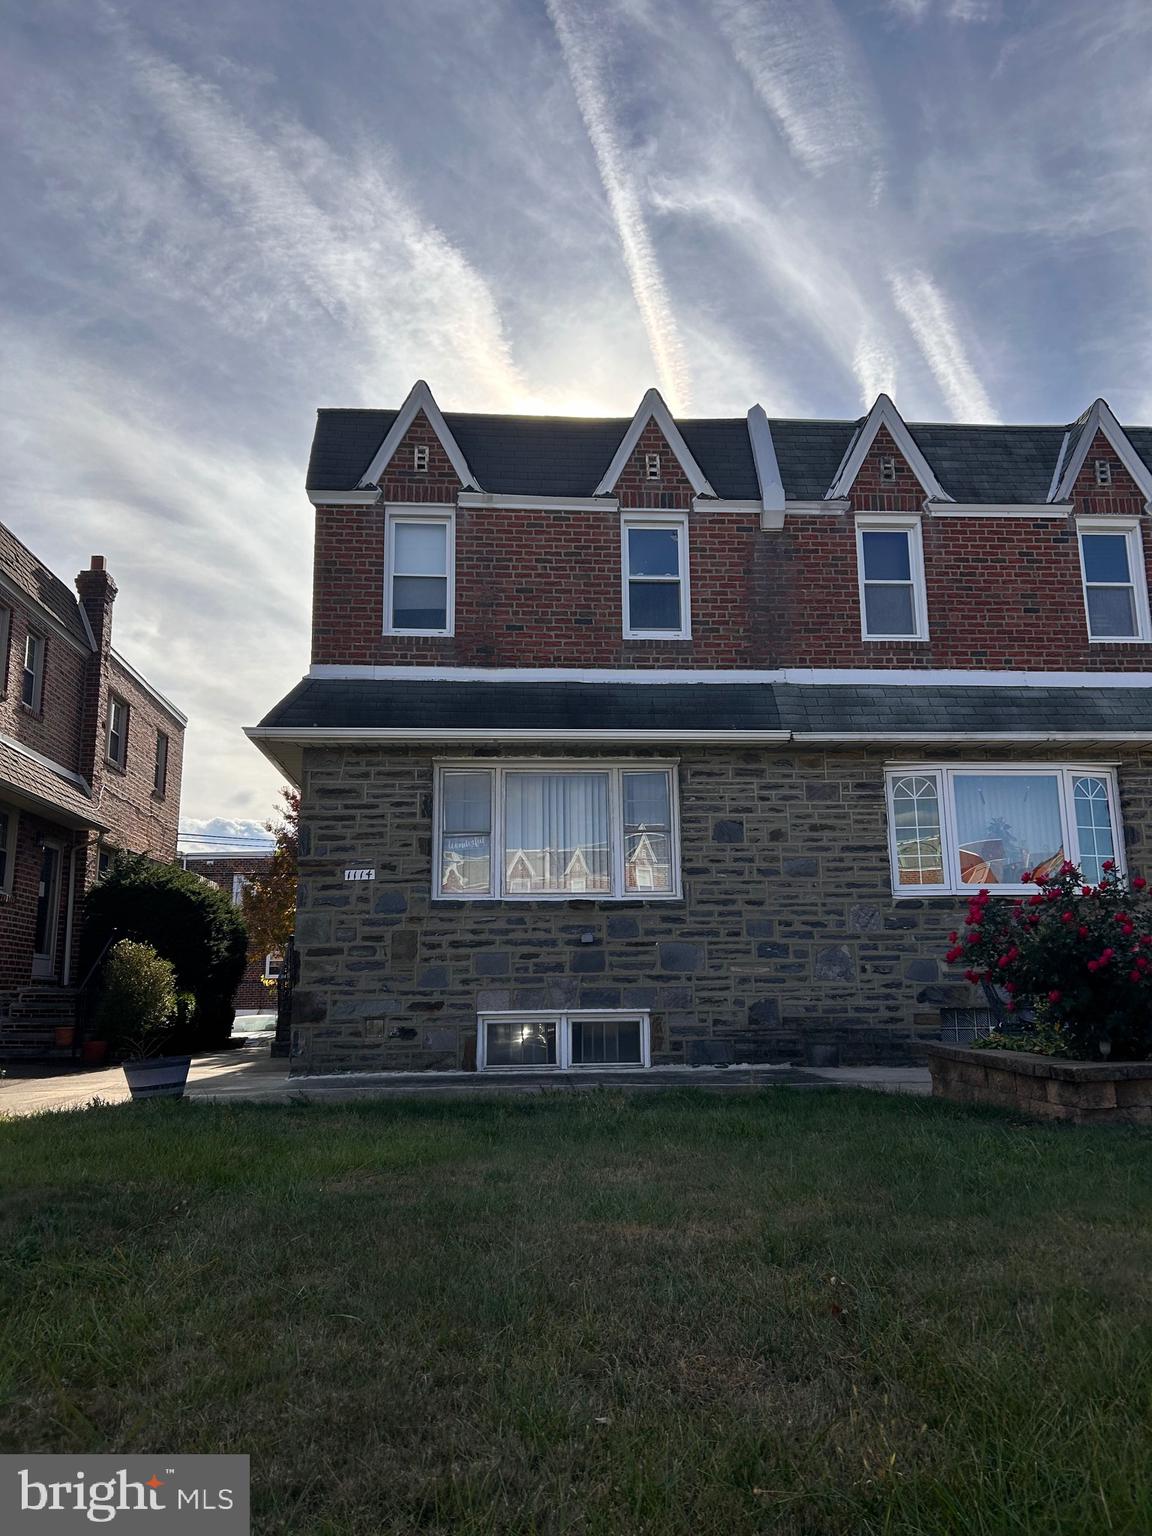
[258, 679, 1152, 741]
[0, 737, 103, 828]
[307, 406, 1152, 505]
[0, 521, 92, 649]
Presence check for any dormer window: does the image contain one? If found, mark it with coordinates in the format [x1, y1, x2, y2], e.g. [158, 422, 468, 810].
[413, 444, 429, 473]
[645, 453, 661, 481]
[1094, 459, 1112, 487]
[879, 455, 897, 483]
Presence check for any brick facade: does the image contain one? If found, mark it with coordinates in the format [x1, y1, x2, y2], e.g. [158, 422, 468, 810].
[289, 742, 1152, 1074]
[180, 854, 276, 1010]
[0, 530, 184, 1013]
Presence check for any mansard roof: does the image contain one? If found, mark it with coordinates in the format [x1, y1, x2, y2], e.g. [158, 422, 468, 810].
[306, 394, 1152, 506]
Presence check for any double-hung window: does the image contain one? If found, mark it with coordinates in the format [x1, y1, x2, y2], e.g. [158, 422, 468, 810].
[0, 803, 16, 895]
[885, 765, 1123, 894]
[1077, 519, 1150, 641]
[106, 695, 128, 768]
[153, 730, 169, 795]
[385, 509, 454, 635]
[435, 762, 680, 900]
[0, 606, 10, 696]
[856, 516, 928, 641]
[21, 632, 44, 711]
[622, 514, 690, 639]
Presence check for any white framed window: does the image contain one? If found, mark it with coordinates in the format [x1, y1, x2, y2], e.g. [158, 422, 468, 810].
[434, 761, 680, 901]
[413, 444, 429, 472]
[0, 803, 17, 895]
[153, 730, 169, 795]
[1077, 518, 1150, 642]
[0, 605, 10, 696]
[264, 952, 283, 980]
[231, 874, 249, 906]
[106, 694, 128, 767]
[885, 764, 1124, 895]
[384, 508, 454, 636]
[21, 631, 44, 711]
[477, 1011, 651, 1071]
[621, 514, 690, 639]
[1094, 459, 1112, 487]
[856, 515, 928, 641]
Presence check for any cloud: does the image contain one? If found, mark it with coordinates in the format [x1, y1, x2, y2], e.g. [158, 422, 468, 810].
[889, 269, 999, 421]
[179, 817, 275, 854]
[545, 0, 692, 412]
[706, 0, 885, 186]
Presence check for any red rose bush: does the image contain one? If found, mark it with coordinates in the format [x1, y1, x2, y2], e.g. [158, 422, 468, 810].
[945, 861, 1152, 1060]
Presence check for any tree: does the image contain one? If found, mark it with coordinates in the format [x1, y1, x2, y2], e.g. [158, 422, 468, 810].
[242, 788, 300, 960]
[82, 855, 248, 1051]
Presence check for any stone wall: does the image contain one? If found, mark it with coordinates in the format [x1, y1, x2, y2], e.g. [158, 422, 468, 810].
[927, 1044, 1152, 1125]
[290, 743, 1152, 1074]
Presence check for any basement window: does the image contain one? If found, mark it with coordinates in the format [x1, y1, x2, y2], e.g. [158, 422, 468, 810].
[478, 1011, 651, 1071]
[413, 444, 429, 473]
[1094, 459, 1112, 487]
[885, 765, 1123, 894]
[645, 452, 661, 480]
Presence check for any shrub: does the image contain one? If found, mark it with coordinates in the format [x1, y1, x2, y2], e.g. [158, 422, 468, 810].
[946, 860, 1152, 1060]
[82, 855, 248, 1050]
[96, 940, 178, 1060]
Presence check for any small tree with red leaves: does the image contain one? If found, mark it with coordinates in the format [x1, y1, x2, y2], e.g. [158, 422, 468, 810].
[946, 860, 1152, 1060]
[241, 788, 299, 963]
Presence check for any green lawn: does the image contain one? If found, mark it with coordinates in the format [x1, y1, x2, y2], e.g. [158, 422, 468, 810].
[2, 1089, 1151, 1535]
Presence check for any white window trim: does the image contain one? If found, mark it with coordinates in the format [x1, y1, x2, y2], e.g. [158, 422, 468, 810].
[0, 801, 17, 896]
[106, 694, 128, 767]
[22, 631, 45, 712]
[1076, 517, 1151, 644]
[0, 605, 10, 697]
[884, 762, 1125, 898]
[621, 513, 691, 641]
[384, 506, 456, 638]
[264, 953, 283, 980]
[433, 759, 681, 902]
[477, 1010, 652, 1072]
[856, 514, 929, 642]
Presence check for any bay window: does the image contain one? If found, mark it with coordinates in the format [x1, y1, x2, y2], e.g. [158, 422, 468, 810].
[621, 514, 690, 639]
[885, 765, 1122, 894]
[385, 509, 454, 635]
[856, 516, 928, 640]
[478, 1011, 651, 1071]
[1077, 519, 1150, 641]
[435, 762, 679, 900]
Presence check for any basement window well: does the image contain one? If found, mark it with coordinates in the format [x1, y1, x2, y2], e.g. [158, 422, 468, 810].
[477, 1011, 651, 1071]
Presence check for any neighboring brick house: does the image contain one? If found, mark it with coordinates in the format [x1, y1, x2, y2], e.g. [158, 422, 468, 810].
[248, 383, 1152, 1073]
[0, 522, 185, 1051]
[178, 853, 279, 1009]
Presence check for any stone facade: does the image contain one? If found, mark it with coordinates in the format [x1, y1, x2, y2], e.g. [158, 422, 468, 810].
[290, 742, 1152, 1074]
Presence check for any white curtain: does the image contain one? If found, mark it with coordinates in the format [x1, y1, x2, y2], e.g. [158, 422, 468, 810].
[504, 772, 610, 893]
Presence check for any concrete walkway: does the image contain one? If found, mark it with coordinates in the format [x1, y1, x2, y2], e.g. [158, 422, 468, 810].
[0, 1045, 930, 1119]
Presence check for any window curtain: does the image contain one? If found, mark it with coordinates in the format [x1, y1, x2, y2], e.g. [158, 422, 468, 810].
[504, 773, 611, 893]
[953, 774, 1063, 884]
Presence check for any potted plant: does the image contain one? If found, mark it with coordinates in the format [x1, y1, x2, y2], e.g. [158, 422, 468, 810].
[929, 861, 1152, 1123]
[96, 939, 193, 1100]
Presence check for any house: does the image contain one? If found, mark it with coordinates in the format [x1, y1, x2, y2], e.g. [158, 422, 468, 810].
[0, 523, 185, 1053]
[248, 384, 1152, 1073]
[178, 852, 280, 1008]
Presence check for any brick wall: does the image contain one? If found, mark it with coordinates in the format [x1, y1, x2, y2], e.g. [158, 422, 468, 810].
[288, 742, 1152, 1074]
[310, 423, 1152, 673]
[99, 656, 183, 863]
[0, 603, 89, 774]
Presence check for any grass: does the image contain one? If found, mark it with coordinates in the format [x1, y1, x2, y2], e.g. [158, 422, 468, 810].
[2, 1088, 1152, 1535]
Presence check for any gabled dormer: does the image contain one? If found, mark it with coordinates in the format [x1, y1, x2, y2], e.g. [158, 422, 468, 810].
[825, 394, 953, 504]
[1048, 399, 1152, 507]
[594, 388, 717, 507]
[357, 379, 480, 497]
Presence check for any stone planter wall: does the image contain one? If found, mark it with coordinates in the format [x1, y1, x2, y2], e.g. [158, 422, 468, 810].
[926, 1043, 1152, 1125]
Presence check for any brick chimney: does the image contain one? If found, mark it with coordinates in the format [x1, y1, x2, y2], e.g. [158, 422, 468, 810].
[75, 556, 118, 791]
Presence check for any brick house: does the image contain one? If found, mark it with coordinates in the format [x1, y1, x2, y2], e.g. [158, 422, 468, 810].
[248, 383, 1152, 1073]
[178, 853, 280, 1009]
[0, 522, 185, 1052]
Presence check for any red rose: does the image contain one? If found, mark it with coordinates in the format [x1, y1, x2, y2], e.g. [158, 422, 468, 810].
[1103, 859, 1116, 872]
[945, 946, 963, 963]
[1021, 870, 1034, 883]
[1088, 960, 1099, 972]
[1048, 990, 1062, 1003]
[1134, 877, 1147, 891]
[1131, 971, 1142, 983]
[1082, 887, 1093, 897]
[1078, 926, 1088, 938]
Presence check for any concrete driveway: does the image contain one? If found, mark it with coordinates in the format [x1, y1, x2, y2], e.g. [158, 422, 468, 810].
[0, 1045, 929, 1119]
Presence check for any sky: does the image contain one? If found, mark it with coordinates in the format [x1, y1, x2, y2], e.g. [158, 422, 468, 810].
[3, 0, 1151, 842]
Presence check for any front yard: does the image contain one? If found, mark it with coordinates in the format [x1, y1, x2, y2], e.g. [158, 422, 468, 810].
[1, 1089, 1150, 1535]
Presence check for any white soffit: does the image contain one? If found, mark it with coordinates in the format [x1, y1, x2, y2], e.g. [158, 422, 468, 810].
[1049, 398, 1152, 503]
[593, 388, 717, 498]
[357, 379, 480, 491]
[825, 393, 953, 502]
